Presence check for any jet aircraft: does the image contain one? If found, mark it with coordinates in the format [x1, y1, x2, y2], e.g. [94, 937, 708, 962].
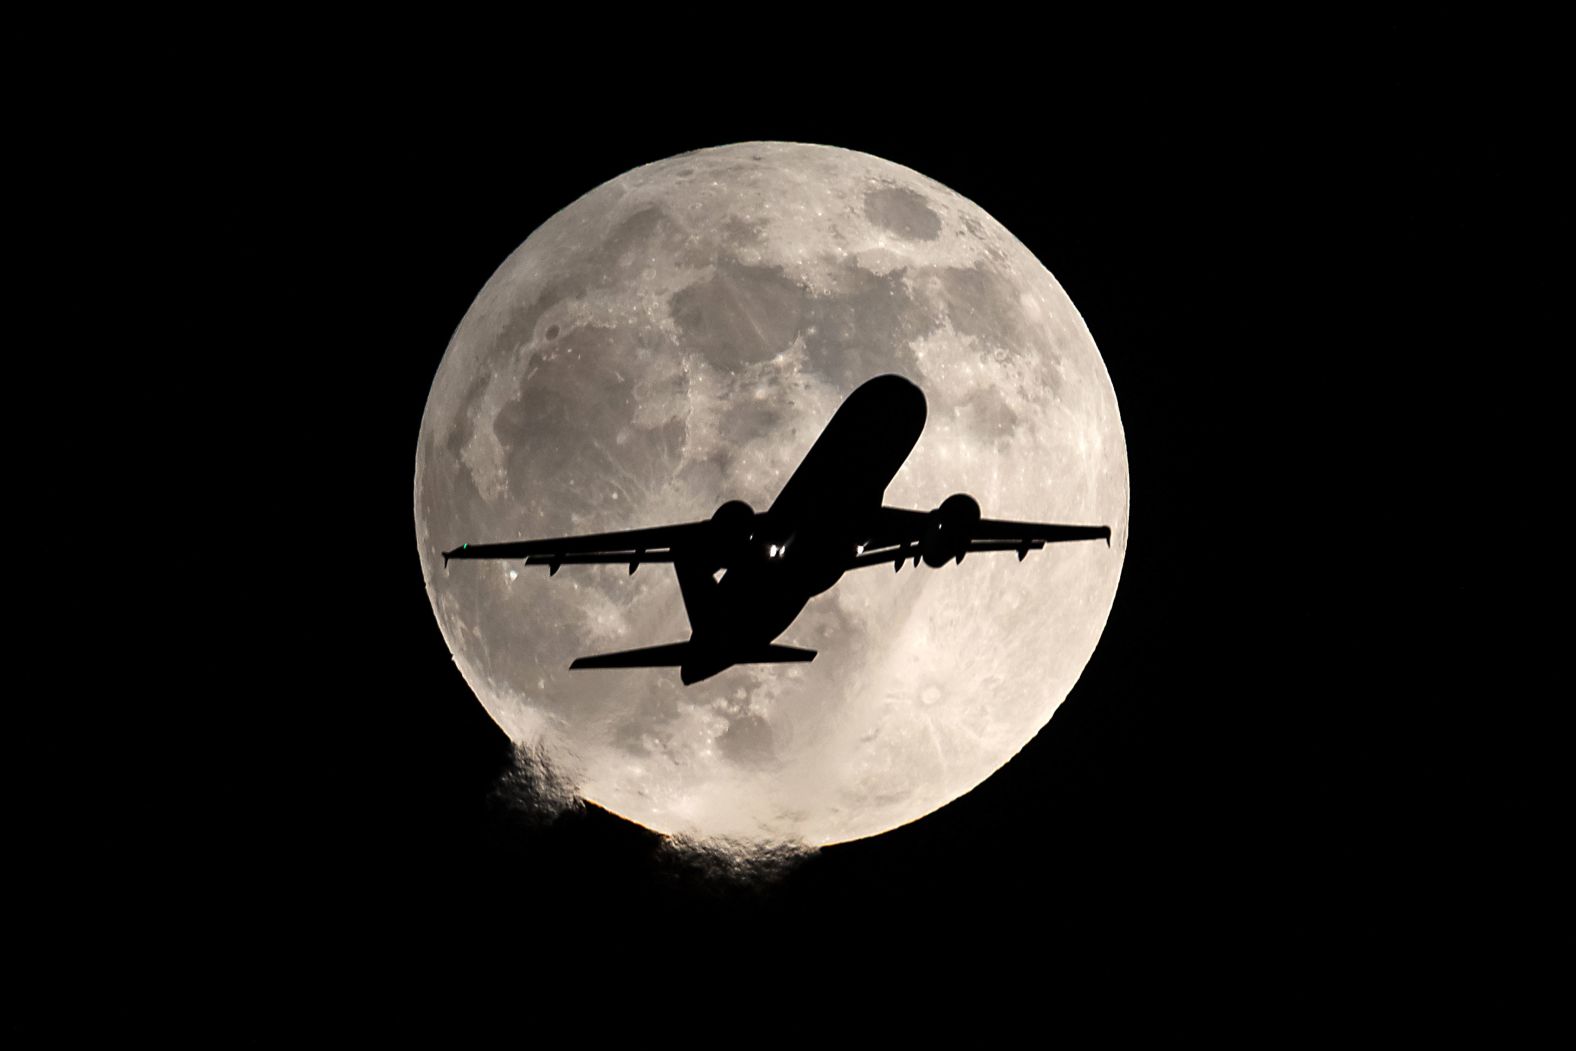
[443, 374, 1111, 684]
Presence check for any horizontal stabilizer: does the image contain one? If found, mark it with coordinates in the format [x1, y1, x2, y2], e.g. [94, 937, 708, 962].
[570, 641, 816, 672]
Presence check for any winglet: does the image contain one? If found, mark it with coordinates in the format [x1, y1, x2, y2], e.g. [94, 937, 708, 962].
[442, 542, 469, 568]
[1103, 526, 1111, 548]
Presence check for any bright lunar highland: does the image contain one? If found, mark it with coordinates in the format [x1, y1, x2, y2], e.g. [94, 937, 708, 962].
[415, 142, 1128, 846]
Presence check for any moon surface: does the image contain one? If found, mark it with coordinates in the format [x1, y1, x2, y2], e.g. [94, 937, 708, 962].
[415, 142, 1128, 847]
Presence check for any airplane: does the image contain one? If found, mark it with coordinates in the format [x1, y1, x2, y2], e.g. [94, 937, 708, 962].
[443, 374, 1111, 685]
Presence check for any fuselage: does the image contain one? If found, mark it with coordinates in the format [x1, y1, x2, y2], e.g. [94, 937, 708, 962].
[687, 374, 927, 657]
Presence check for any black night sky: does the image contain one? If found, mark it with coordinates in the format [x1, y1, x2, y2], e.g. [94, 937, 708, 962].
[13, 30, 1550, 1033]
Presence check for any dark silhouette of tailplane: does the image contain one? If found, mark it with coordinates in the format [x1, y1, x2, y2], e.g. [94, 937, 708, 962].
[570, 641, 816, 684]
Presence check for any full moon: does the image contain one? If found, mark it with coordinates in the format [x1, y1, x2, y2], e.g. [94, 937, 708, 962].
[415, 142, 1128, 847]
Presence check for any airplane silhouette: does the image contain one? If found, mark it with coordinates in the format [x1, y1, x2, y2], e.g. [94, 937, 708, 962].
[443, 374, 1112, 684]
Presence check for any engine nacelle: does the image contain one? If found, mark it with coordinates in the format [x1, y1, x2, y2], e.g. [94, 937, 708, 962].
[922, 493, 980, 567]
[709, 499, 756, 564]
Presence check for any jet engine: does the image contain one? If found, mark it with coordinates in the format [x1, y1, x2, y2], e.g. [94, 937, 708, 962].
[922, 493, 980, 567]
[709, 499, 756, 564]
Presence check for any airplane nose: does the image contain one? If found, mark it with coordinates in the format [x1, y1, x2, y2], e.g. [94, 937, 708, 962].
[857, 374, 927, 430]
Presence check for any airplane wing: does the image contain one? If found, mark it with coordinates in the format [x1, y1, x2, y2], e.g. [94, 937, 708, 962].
[849, 505, 1111, 571]
[970, 518, 1113, 546]
[442, 520, 711, 574]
